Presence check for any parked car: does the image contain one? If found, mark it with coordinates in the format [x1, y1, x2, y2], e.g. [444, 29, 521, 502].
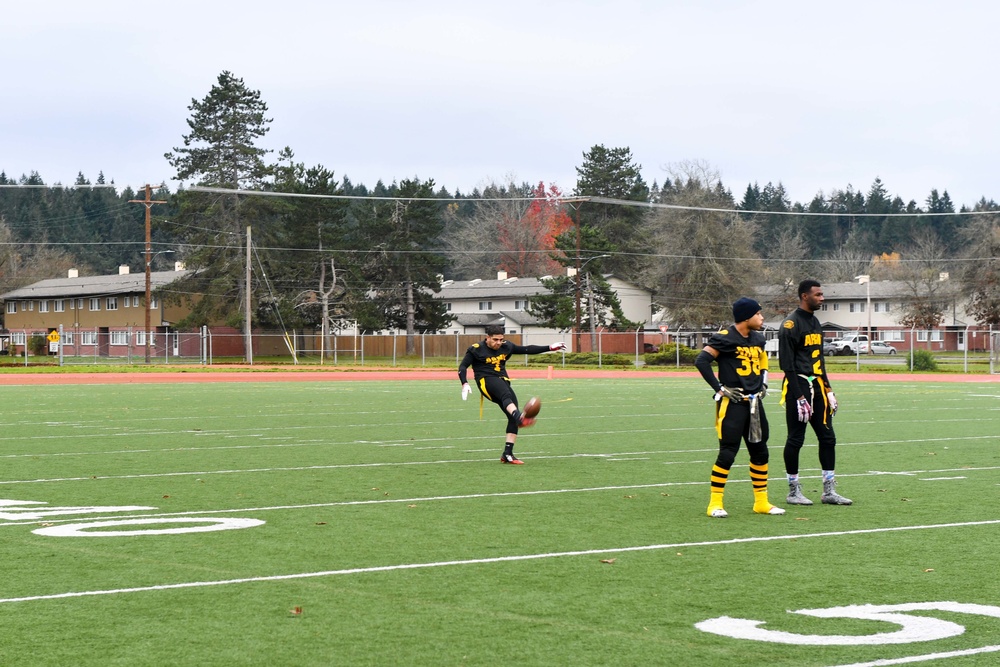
[825, 333, 870, 356]
[869, 341, 898, 355]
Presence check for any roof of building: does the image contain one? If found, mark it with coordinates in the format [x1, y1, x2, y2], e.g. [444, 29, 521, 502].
[1, 270, 190, 300]
[498, 310, 547, 326]
[438, 277, 552, 300]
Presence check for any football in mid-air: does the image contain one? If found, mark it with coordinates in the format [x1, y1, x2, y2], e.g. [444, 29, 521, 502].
[522, 396, 541, 419]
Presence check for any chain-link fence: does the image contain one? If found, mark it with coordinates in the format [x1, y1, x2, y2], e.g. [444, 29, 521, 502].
[0, 325, 994, 371]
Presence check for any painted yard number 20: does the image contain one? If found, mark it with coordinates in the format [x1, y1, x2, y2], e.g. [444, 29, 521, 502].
[697, 602, 1000, 662]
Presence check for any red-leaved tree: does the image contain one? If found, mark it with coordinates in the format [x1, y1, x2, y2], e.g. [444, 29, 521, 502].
[497, 182, 574, 277]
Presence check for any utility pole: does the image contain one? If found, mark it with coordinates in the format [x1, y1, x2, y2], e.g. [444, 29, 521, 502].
[129, 185, 167, 364]
[245, 226, 253, 365]
[574, 204, 582, 354]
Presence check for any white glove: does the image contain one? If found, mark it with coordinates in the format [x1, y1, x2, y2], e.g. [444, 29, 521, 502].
[827, 391, 838, 417]
[796, 397, 813, 423]
[549, 342, 567, 352]
[461, 383, 472, 401]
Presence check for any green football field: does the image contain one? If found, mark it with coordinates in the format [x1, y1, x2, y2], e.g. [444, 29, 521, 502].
[0, 375, 997, 666]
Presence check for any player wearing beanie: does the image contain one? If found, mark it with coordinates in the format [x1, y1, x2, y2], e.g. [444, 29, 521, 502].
[693, 298, 784, 518]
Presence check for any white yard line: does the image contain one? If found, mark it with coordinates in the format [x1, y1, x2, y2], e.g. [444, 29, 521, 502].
[0, 431, 994, 462]
[0, 464, 994, 528]
[2, 518, 998, 605]
[0, 456, 996, 489]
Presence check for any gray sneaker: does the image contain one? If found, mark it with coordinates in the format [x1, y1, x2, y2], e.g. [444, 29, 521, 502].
[821, 479, 853, 505]
[786, 482, 814, 506]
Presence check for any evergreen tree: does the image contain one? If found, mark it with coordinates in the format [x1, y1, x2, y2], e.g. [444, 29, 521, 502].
[572, 145, 650, 279]
[260, 153, 351, 336]
[164, 71, 278, 336]
[346, 178, 450, 351]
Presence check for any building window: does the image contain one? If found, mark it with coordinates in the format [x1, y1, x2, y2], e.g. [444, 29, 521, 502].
[28, 301, 34, 311]
[80, 331, 97, 346]
[917, 330, 943, 342]
[110, 331, 128, 345]
[444, 302, 452, 311]
[89, 298, 100, 311]
[135, 331, 156, 346]
[77, 298, 84, 310]
[478, 301, 493, 311]
[54, 300, 65, 312]
[5, 302, 15, 314]
[132, 296, 140, 307]
[514, 300, 528, 311]
[39, 301, 49, 313]
[832, 303, 840, 311]
[819, 304, 828, 311]
[849, 302, 865, 313]
[62, 331, 75, 345]
[884, 330, 903, 341]
[106, 297, 118, 311]
[874, 302, 891, 313]
[124, 297, 129, 308]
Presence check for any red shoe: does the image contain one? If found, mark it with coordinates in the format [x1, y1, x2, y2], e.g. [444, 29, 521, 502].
[518, 415, 536, 428]
[500, 454, 524, 464]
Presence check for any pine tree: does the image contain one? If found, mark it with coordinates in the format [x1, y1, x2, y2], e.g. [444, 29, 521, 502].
[164, 71, 278, 336]
[572, 145, 649, 279]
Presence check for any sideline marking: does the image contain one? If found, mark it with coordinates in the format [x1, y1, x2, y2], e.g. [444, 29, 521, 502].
[2, 518, 998, 605]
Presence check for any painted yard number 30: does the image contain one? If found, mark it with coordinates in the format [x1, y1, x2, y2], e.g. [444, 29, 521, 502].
[697, 602, 1000, 662]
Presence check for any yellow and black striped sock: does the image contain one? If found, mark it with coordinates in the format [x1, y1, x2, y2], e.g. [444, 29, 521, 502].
[750, 462, 774, 511]
[707, 464, 728, 515]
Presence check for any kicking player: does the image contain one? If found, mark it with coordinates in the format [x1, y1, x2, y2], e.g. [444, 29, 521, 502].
[694, 297, 785, 518]
[778, 279, 852, 506]
[459, 324, 566, 464]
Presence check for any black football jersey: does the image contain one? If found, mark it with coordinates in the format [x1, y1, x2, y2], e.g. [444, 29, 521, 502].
[458, 340, 550, 383]
[705, 326, 769, 393]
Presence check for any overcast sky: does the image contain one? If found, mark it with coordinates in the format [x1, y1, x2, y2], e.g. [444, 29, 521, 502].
[5, 1, 998, 208]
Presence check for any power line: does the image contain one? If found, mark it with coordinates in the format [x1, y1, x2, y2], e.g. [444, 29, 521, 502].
[187, 185, 587, 204]
[586, 196, 1000, 218]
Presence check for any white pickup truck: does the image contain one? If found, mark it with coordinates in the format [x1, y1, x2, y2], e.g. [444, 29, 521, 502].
[824, 333, 869, 356]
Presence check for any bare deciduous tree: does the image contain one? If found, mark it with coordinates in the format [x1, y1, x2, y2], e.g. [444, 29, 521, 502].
[638, 162, 761, 331]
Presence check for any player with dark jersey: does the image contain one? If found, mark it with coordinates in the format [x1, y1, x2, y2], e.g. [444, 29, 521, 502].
[458, 324, 566, 464]
[778, 279, 852, 506]
[694, 298, 784, 518]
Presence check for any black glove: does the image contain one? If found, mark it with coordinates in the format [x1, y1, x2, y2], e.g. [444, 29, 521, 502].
[718, 386, 745, 402]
